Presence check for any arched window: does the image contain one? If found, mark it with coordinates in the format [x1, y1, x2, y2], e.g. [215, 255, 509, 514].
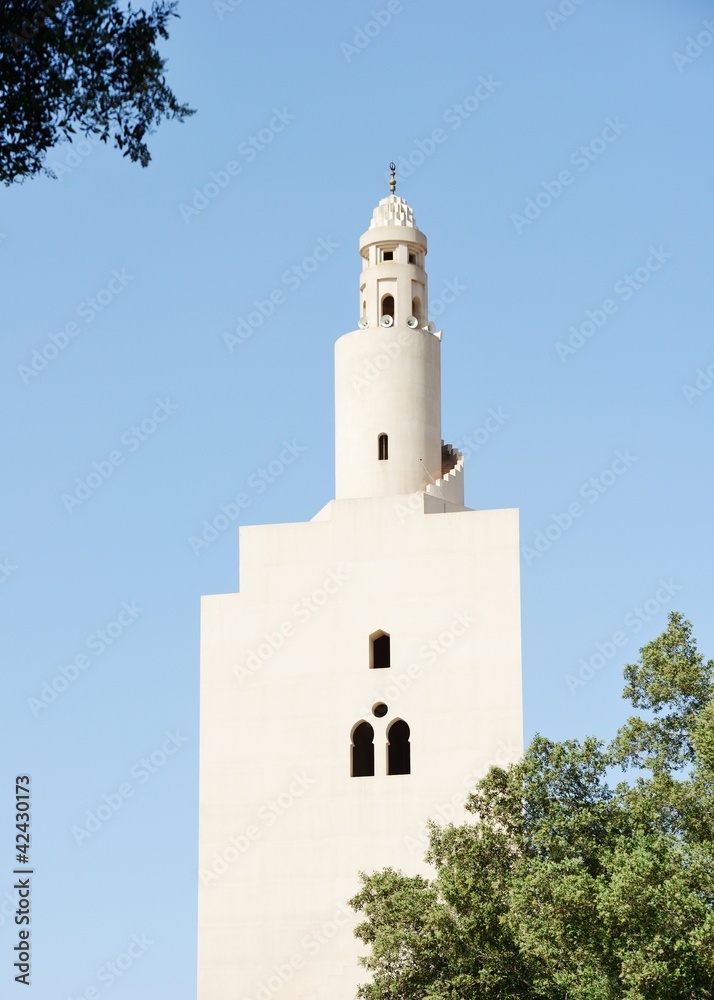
[387, 720, 410, 775]
[381, 294, 394, 320]
[412, 296, 422, 324]
[370, 630, 390, 669]
[351, 721, 375, 777]
[378, 433, 388, 461]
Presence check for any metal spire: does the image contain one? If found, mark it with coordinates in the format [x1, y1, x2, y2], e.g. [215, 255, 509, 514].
[389, 161, 396, 195]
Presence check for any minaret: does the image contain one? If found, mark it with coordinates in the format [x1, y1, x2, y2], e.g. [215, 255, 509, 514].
[335, 171, 445, 499]
[196, 176, 522, 1000]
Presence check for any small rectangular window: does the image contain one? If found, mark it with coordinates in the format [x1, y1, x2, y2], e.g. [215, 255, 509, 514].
[408, 253, 416, 264]
[371, 632, 390, 669]
[382, 250, 393, 261]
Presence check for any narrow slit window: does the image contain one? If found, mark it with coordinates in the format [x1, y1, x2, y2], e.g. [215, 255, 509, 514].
[351, 721, 375, 777]
[412, 297, 422, 324]
[387, 720, 411, 775]
[378, 433, 388, 461]
[371, 631, 390, 669]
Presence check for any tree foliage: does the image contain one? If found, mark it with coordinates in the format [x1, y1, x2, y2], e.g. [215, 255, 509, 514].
[0, 0, 193, 184]
[351, 613, 714, 999]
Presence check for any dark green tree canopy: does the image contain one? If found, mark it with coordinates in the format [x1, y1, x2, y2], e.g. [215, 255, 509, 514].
[0, 0, 193, 184]
[351, 613, 714, 999]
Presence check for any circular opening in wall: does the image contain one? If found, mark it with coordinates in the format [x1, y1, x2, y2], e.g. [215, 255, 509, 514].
[372, 703, 388, 718]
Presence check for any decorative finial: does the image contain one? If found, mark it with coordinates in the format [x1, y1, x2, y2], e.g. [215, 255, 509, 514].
[389, 161, 396, 195]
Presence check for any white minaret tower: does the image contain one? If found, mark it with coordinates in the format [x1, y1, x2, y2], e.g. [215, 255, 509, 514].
[197, 174, 523, 1000]
[335, 171, 444, 500]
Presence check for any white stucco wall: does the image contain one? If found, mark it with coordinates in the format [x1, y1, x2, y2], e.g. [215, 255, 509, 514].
[197, 189, 522, 999]
[197, 495, 522, 1000]
[334, 325, 442, 499]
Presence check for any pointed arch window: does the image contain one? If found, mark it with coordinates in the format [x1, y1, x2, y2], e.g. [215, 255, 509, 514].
[387, 720, 411, 775]
[378, 433, 388, 461]
[351, 721, 375, 777]
[370, 630, 390, 669]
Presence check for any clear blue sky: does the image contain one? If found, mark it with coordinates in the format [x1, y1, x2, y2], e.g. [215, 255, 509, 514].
[2, 0, 713, 996]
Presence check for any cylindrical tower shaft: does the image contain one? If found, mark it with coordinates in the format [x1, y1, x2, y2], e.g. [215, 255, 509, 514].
[335, 194, 442, 500]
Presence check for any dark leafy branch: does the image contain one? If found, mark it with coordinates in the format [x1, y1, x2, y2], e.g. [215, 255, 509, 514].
[0, 0, 194, 184]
